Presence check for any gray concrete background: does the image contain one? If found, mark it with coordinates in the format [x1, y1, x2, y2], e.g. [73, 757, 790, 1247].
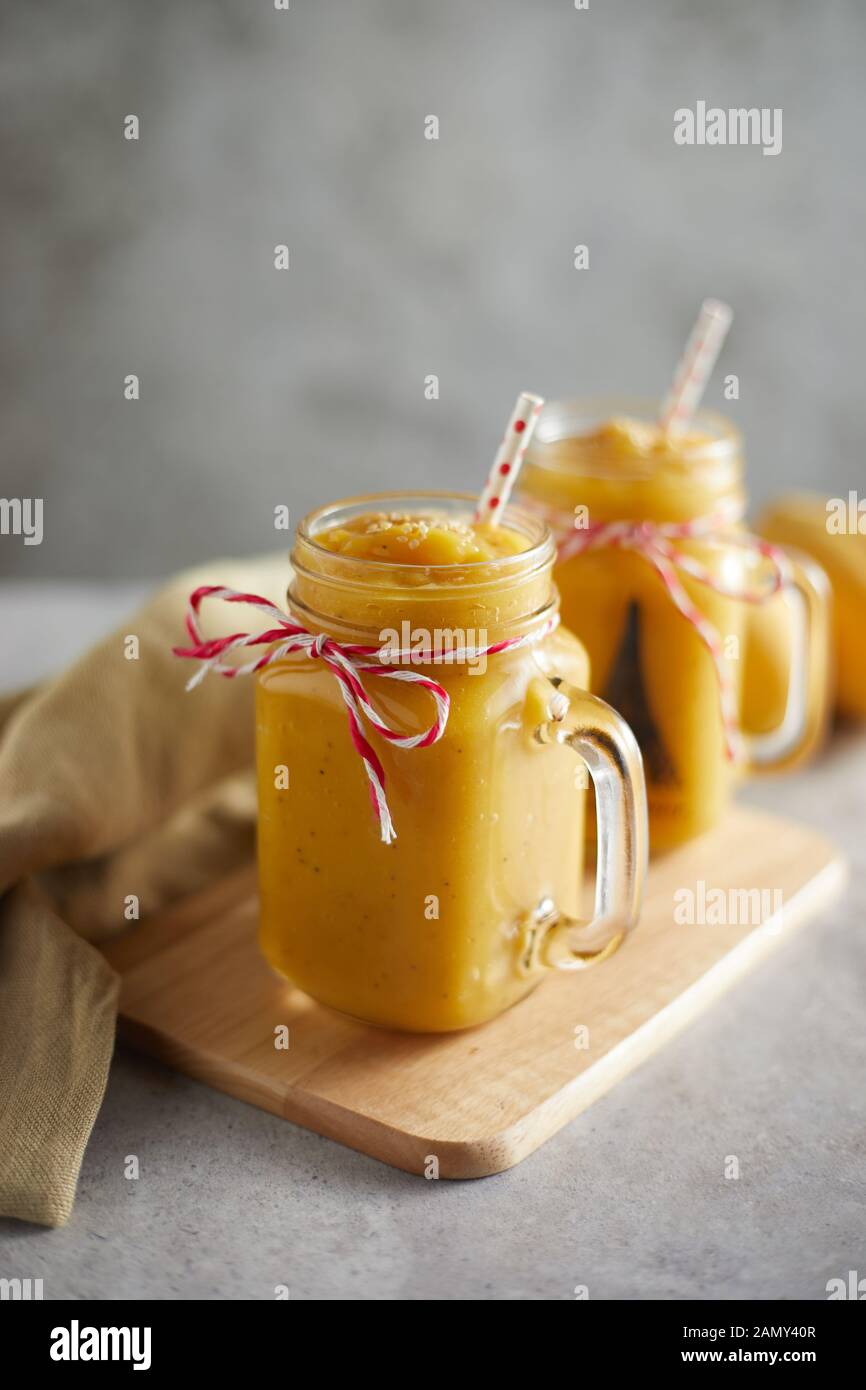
[0, 582, 865, 1300]
[2, 0, 865, 579]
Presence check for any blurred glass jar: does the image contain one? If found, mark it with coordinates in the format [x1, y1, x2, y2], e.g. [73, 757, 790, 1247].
[518, 399, 830, 852]
[755, 493, 866, 720]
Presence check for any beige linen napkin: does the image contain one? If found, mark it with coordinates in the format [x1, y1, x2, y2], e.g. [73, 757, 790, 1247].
[0, 556, 285, 1226]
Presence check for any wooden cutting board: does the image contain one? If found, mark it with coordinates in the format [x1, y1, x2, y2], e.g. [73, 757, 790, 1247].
[102, 806, 846, 1179]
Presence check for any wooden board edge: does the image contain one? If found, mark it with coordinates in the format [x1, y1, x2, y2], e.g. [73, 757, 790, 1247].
[115, 853, 847, 1181]
[114, 1017, 288, 1119]
[425, 850, 849, 1178]
[113, 1015, 510, 1180]
[108, 824, 848, 1183]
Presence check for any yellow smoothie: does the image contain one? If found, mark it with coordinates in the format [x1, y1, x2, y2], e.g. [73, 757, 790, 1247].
[520, 405, 752, 850]
[753, 494, 857, 720]
[315, 510, 530, 564]
[256, 495, 594, 1031]
[520, 404, 828, 848]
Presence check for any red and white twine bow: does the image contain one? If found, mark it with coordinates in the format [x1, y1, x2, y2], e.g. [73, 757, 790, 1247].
[555, 502, 790, 761]
[174, 585, 557, 844]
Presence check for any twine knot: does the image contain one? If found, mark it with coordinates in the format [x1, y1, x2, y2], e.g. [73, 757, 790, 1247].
[174, 585, 557, 844]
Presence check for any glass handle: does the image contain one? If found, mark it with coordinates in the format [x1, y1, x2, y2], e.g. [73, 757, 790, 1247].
[744, 546, 831, 771]
[525, 682, 648, 973]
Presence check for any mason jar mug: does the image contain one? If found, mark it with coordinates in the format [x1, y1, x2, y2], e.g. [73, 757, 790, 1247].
[255, 492, 648, 1031]
[518, 402, 829, 851]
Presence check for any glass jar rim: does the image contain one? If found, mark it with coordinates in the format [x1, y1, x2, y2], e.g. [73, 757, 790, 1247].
[296, 489, 556, 582]
[527, 396, 742, 474]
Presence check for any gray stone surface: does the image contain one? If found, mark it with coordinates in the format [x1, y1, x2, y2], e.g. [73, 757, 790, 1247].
[0, 583, 864, 1300]
[2, 1, 865, 579]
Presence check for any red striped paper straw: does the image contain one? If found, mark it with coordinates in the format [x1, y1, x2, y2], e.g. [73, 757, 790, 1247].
[474, 391, 544, 525]
[659, 299, 733, 433]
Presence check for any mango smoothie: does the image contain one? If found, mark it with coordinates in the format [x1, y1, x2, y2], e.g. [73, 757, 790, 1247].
[519, 402, 823, 850]
[256, 493, 646, 1032]
[314, 511, 528, 564]
[751, 494, 854, 721]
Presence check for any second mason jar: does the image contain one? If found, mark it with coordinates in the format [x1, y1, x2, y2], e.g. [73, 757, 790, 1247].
[518, 401, 828, 852]
[256, 492, 647, 1032]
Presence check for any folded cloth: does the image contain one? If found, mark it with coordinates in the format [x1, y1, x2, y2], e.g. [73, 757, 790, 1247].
[0, 556, 286, 1226]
